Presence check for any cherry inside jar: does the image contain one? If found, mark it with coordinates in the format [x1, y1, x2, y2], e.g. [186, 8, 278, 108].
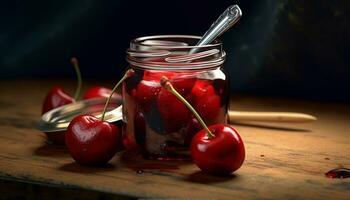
[122, 35, 229, 160]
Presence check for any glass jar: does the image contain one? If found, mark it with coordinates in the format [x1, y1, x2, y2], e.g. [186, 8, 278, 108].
[122, 35, 229, 160]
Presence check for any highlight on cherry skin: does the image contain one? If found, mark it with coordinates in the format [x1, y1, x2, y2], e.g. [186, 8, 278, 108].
[190, 124, 245, 175]
[65, 114, 120, 165]
[65, 70, 134, 165]
[160, 76, 245, 175]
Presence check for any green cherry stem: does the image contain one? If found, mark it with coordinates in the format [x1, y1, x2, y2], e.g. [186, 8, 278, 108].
[160, 76, 215, 138]
[101, 69, 134, 121]
[70, 57, 82, 100]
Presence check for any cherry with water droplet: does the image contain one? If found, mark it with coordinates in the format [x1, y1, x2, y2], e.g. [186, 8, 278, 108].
[65, 70, 133, 165]
[191, 124, 245, 175]
[66, 114, 120, 165]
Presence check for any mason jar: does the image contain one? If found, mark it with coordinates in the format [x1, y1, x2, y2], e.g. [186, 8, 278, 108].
[122, 35, 229, 160]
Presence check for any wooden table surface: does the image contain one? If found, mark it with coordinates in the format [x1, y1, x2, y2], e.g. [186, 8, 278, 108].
[0, 80, 349, 200]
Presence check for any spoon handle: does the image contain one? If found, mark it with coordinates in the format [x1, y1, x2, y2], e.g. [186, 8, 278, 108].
[190, 5, 242, 54]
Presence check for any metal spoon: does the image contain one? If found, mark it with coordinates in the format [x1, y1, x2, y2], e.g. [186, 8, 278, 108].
[190, 5, 242, 53]
[165, 5, 242, 63]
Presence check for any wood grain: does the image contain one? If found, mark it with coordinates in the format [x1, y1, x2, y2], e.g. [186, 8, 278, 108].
[0, 80, 349, 199]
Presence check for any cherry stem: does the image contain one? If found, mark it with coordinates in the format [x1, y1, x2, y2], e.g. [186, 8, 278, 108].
[101, 69, 134, 121]
[70, 57, 82, 100]
[160, 77, 214, 138]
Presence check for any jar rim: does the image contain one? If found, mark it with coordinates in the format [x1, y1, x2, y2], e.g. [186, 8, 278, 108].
[126, 35, 225, 70]
[130, 35, 222, 50]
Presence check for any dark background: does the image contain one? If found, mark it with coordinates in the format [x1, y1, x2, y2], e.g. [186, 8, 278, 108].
[1, 0, 349, 102]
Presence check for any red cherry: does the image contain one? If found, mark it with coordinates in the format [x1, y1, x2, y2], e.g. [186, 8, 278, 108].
[190, 80, 221, 122]
[42, 86, 74, 114]
[158, 87, 190, 132]
[171, 76, 196, 95]
[65, 69, 133, 165]
[134, 70, 196, 112]
[159, 77, 244, 175]
[133, 71, 172, 112]
[195, 93, 220, 122]
[83, 86, 120, 99]
[145, 70, 196, 95]
[134, 80, 161, 112]
[133, 72, 196, 133]
[42, 57, 82, 114]
[66, 115, 120, 165]
[190, 124, 245, 175]
[191, 80, 212, 97]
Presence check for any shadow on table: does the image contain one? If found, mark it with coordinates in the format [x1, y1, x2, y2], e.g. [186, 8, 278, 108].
[120, 151, 192, 173]
[58, 162, 116, 173]
[34, 143, 69, 157]
[231, 122, 311, 132]
[185, 171, 237, 184]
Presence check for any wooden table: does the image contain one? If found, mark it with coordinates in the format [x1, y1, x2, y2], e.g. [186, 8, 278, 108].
[0, 80, 349, 199]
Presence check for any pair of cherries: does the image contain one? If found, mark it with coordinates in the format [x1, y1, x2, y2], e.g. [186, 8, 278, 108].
[42, 58, 118, 145]
[42, 58, 116, 114]
[65, 69, 245, 175]
[42, 86, 115, 113]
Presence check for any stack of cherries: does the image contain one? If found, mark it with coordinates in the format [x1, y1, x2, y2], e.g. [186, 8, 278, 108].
[42, 63, 245, 175]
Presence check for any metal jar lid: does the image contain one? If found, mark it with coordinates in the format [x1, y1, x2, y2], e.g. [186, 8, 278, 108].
[37, 97, 123, 132]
